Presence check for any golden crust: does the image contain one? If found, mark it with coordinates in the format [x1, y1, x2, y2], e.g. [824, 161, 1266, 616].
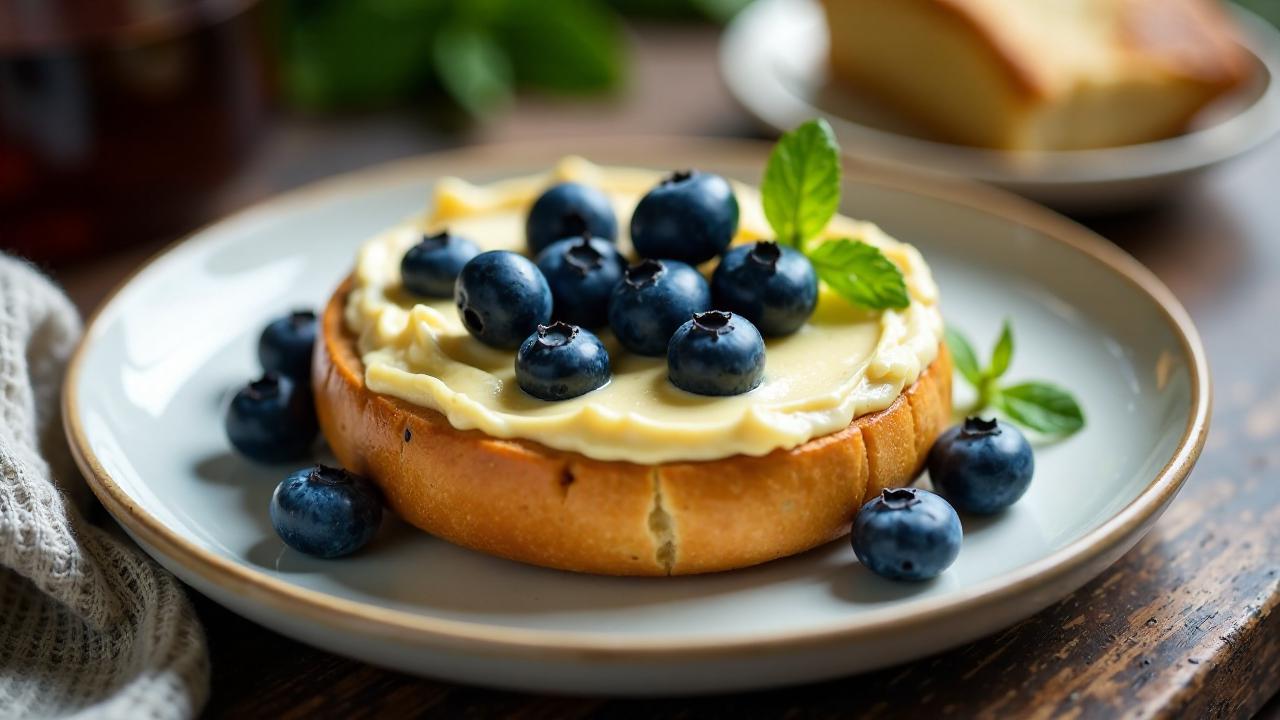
[314, 280, 952, 576]
[819, 0, 1251, 150]
[1120, 0, 1251, 85]
[826, 0, 1248, 95]
[939, 0, 1248, 92]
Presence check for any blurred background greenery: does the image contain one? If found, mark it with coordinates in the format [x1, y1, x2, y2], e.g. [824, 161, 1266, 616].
[1236, 0, 1280, 26]
[2, 0, 1275, 265]
[274, 0, 750, 117]
[278, 0, 1279, 121]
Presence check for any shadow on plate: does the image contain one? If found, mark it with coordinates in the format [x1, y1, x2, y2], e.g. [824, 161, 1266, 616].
[319, 533, 944, 618]
[193, 446, 338, 543]
[192, 454, 945, 616]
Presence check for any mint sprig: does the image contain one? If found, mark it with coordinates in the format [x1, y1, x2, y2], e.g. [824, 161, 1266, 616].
[760, 119, 908, 311]
[999, 382, 1086, 435]
[947, 321, 1085, 436]
[807, 239, 911, 310]
[762, 119, 842, 249]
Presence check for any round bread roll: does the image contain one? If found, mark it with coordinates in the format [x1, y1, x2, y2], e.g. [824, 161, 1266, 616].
[314, 280, 952, 576]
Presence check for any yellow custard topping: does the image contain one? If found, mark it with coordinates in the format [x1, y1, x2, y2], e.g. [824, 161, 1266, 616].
[344, 157, 942, 463]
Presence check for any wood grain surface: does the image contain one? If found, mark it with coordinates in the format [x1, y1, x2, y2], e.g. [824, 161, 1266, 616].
[54, 23, 1280, 720]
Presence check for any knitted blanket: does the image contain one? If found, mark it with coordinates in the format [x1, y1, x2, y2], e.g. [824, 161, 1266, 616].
[0, 255, 209, 718]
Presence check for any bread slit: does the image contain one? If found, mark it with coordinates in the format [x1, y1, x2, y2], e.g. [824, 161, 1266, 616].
[647, 470, 677, 575]
[316, 279, 951, 575]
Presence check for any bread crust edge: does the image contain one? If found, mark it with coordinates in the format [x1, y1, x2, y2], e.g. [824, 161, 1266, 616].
[314, 280, 952, 576]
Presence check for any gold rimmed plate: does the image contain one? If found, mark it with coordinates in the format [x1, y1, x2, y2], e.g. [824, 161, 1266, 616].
[64, 138, 1209, 695]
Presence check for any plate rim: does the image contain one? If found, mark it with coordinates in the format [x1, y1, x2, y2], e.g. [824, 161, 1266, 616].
[721, 0, 1280, 186]
[62, 136, 1211, 661]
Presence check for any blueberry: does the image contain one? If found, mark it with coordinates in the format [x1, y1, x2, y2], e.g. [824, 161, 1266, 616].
[608, 259, 711, 356]
[667, 311, 765, 396]
[515, 322, 612, 401]
[526, 182, 618, 256]
[536, 234, 627, 329]
[928, 417, 1035, 514]
[401, 230, 481, 298]
[258, 310, 317, 383]
[455, 250, 553, 349]
[852, 488, 962, 581]
[225, 373, 317, 463]
[630, 170, 739, 265]
[269, 465, 383, 558]
[711, 241, 818, 337]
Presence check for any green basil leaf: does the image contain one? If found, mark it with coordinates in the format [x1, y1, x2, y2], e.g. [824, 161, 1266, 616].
[944, 326, 983, 387]
[807, 238, 910, 310]
[997, 382, 1085, 435]
[433, 24, 514, 117]
[761, 119, 842, 248]
[988, 319, 1014, 379]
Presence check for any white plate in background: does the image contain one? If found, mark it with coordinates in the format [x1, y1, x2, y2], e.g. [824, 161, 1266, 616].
[721, 0, 1280, 212]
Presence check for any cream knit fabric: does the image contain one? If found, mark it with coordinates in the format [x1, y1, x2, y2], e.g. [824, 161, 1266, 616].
[0, 255, 209, 719]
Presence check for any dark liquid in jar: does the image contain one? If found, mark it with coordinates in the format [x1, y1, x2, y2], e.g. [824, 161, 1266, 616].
[0, 0, 270, 265]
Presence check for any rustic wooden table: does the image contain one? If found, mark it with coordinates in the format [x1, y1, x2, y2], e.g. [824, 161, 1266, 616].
[55, 24, 1280, 720]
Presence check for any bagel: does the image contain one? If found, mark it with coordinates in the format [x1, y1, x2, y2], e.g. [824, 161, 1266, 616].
[314, 279, 952, 576]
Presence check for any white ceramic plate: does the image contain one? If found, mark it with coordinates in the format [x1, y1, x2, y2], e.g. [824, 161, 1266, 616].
[721, 0, 1280, 212]
[65, 139, 1208, 695]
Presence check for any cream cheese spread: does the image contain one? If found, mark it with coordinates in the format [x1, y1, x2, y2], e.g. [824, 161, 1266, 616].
[343, 157, 942, 463]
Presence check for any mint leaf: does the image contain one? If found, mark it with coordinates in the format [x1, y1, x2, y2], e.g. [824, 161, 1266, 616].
[945, 327, 982, 387]
[761, 119, 841, 248]
[807, 239, 909, 310]
[988, 319, 1014, 379]
[945, 319, 1085, 437]
[996, 382, 1085, 435]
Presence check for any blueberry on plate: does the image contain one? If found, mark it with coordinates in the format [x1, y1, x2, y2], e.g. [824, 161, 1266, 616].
[852, 487, 962, 581]
[608, 259, 711, 356]
[711, 241, 818, 337]
[225, 373, 317, 463]
[516, 322, 612, 401]
[536, 234, 627, 329]
[401, 230, 480, 298]
[526, 182, 618, 256]
[667, 310, 765, 396]
[258, 310, 317, 383]
[928, 417, 1034, 514]
[270, 465, 383, 558]
[455, 250, 553, 349]
[630, 170, 739, 265]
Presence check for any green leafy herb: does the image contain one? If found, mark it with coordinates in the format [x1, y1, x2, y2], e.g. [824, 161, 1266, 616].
[988, 319, 1014, 379]
[996, 382, 1086, 435]
[760, 119, 908, 311]
[690, 0, 755, 21]
[807, 239, 910, 310]
[761, 119, 842, 249]
[607, 0, 754, 21]
[946, 322, 1086, 437]
[944, 326, 982, 387]
[280, 1, 440, 109]
[434, 24, 514, 117]
[276, 0, 624, 115]
[497, 0, 624, 93]
[1232, 0, 1280, 29]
